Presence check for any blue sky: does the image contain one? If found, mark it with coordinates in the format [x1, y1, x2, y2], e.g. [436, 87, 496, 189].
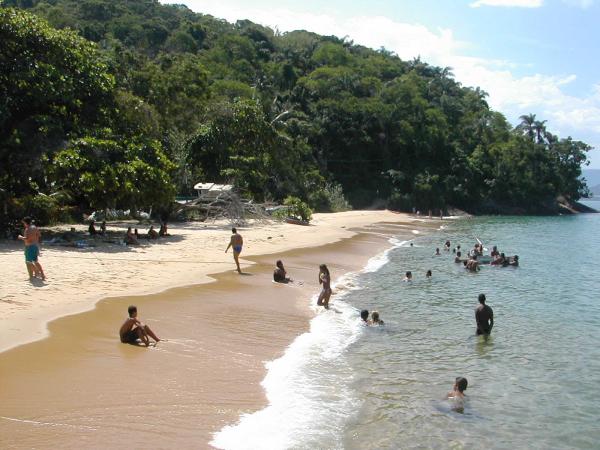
[162, 0, 600, 168]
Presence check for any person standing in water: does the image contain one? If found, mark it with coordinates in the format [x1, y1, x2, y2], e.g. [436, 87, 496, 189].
[18, 217, 46, 280]
[475, 293, 494, 336]
[225, 227, 244, 274]
[317, 264, 332, 309]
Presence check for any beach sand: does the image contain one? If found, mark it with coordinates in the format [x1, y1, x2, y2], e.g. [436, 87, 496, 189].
[0, 211, 436, 448]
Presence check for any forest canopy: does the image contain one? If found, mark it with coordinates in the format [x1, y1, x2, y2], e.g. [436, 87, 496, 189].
[0, 0, 593, 226]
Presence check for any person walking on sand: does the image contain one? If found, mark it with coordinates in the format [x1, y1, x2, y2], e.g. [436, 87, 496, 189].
[317, 264, 332, 309]
[18, 216, 45, 280]
[475, 294, 493, 336]
[225, 227, 244, 274]
[119, 305, 160, 346]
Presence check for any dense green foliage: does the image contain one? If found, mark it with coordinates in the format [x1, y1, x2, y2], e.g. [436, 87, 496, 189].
[0, 0, 593, 227]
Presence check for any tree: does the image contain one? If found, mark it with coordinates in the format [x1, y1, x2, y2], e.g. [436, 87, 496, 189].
[0, 7, 114, 195]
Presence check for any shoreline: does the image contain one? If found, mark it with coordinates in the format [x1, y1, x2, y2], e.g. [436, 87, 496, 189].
[0, 210, 432, 354]
[0, 211, 437, 448]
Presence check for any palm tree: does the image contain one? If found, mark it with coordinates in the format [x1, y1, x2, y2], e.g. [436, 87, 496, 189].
[533, 119, 547, 144]
[518, 113, 536, 140]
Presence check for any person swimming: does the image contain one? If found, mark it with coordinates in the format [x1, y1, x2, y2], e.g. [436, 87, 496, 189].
[426, 269, 432, 278]
[454, 251, 463, 263]
[360, 309, 369, 324]
[434, 248, 441, 256]
[370, 311, 384, 325]
[404, 271, 412, 282]
[447, 377, 468, 399]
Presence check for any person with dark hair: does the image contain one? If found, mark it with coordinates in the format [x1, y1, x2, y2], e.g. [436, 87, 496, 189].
[88, 220, 97, 236]
[448, 377, 468, 399]
[225, 227, 243, 274]
[100, 220, 106, 236]
[360, 309, 369, 323]
[426, 270, 432, 278]
[404, 271, 412, 282]
[147, 225, 158, 239]
[475, 294, 493, 335]
[454, 251, 463, 263]
[124, 227, 138, 245]
[273, 260, 291, 283]
[119, 305, 160, 346]
[434, 248, 441, 256]
[18, 216, 45, 280]
[317, 264, 332, 309]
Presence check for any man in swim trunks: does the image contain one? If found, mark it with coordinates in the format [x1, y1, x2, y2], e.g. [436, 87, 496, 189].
[225, 227, 244, 274]
[119, 305, 160, 346]
[475, 293, 493, 336]
[18, 216, 46, 280]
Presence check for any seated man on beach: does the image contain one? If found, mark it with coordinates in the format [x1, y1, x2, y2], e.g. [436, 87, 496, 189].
[100, 220, 106, 236]
[370, 311, 384, 325]
[119, 305, 160, 346]
[125, 227, 139, 245]
[475, 294, 493, 336]
[88, 221, 97, 236]
[273, 260, 291, 283]
[147, 225, 159, 240]
[159, 222, 169, 237]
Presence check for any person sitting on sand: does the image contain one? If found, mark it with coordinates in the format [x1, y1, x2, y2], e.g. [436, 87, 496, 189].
[317, 264, 332, 309]
[159, 222, 169, 237]
[475, 293, 493, 336]
[454, 251, 463, 263]
[404, 271, 412, 282]
[147, 225, 159, 240]
[426, 270, 432, 278]
[447, 377, 468, 399]
[370, 311, 384, 325]
[125, 227, 139, 245]
[88, 220, 97, 236]
[360, 309, 369, 324]
[119, 305, 160, 346]
[273, 260, 291, 283]
[100, 220, 106, 236]
[434, 248, 441, 256]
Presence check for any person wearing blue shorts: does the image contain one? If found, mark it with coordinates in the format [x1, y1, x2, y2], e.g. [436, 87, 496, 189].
[225, 227, 244, 274]
[18, 216, 46, 280]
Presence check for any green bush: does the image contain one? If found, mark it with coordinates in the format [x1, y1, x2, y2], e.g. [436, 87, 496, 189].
[283, 196, 313, 222]
[20, 194, 61, 225]
[308, 183, 352, 212]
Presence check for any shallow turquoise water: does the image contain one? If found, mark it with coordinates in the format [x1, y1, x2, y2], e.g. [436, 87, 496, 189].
[341, 215, 600, 449]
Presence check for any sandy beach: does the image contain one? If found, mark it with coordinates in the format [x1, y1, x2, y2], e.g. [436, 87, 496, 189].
[0, 211, 436, 448]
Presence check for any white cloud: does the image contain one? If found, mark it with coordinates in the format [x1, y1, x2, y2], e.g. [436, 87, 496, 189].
[469, 0, 543, 7]
[160, 1, 600, 163]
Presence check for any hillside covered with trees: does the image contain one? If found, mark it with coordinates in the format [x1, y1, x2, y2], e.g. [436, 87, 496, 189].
[0, 0, 594, 227]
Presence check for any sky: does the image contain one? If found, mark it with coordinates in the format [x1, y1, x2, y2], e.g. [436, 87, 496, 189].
[162, 0, 600, 168]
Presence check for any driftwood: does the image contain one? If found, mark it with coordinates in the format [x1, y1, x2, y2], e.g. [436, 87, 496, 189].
[174, 191, 274, 225]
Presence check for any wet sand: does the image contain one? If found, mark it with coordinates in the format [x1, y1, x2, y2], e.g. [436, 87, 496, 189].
[0, 219, 432, 449]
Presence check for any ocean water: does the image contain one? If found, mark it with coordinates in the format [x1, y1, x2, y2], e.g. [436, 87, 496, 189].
[213, 214, 600, 450]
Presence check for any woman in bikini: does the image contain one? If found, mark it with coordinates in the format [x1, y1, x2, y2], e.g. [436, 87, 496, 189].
[317, 264, 332, 309]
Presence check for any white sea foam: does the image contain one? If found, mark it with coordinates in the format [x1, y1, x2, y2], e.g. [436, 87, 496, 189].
[211, 244, 398, 450]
